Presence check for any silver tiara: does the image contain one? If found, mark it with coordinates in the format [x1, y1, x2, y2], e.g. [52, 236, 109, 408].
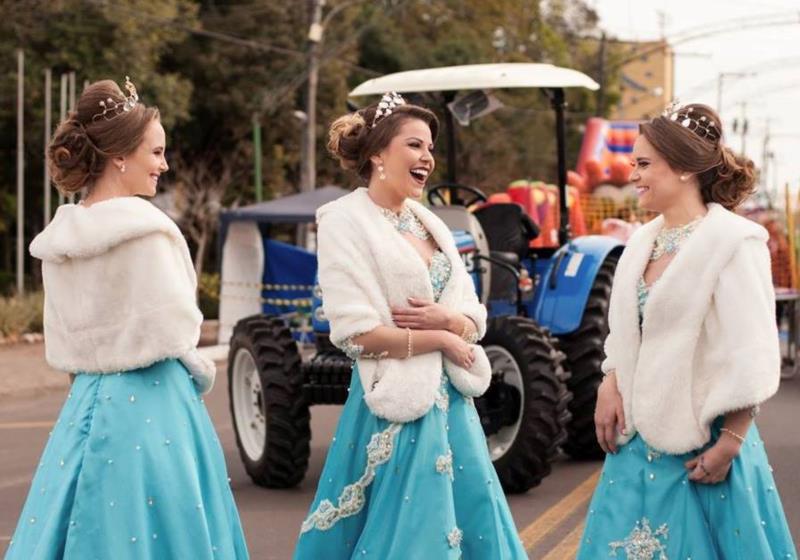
[662, 101, 720, 142]
[92, 76, 139, 122]
[371, 92, 406, 128]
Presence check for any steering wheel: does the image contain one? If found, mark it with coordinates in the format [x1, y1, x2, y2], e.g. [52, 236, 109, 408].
[426, 182, 488, 208]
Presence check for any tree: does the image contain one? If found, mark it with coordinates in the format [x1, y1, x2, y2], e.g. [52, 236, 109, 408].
[0, 0, 197, 291]
[170, 152, 243, 277]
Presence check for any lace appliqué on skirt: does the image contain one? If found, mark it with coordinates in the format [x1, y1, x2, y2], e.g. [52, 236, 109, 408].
[435, 448, 454, 481]
[609, 517, 669, 560]
[300, 423, 403, 533]
[447, 527, 463, 549]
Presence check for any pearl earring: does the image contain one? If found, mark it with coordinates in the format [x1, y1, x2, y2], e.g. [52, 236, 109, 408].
[378, 164, 386, 180]
[680, 174, 687, 181]
[120, 164, 126, 173]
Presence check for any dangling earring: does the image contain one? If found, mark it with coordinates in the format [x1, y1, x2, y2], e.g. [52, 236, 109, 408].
[120, 164, 126, 173]
[378, 164, 386, 180]
[680, 174, 687, 182]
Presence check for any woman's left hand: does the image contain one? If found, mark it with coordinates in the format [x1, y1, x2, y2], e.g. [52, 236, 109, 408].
[684, 438, 740, 484]
[391, 297, 453, 330]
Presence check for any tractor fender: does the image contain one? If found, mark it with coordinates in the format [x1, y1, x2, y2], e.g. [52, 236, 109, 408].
[534, 235, 623, 335]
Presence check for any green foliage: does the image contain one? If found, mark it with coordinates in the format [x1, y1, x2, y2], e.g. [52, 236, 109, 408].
[198, 271, 220, 320]
[1, 0, 617, 278]
[0, 291, 44, 338]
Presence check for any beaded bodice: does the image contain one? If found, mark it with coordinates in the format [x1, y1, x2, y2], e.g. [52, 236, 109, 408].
[637, 278, 650, 323]
[429, 250, 452, 302]
[638, 217, 704, 323]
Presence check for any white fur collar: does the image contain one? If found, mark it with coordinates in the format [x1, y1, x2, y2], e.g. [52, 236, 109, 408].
[316, 187, 490, 422]
[606, 203, 779, 453]
[30, 196, 185, 263]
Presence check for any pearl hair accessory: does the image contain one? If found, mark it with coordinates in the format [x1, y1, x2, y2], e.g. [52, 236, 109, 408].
[662, 100, 720, 142]
[92, 76, 139, 122]
[371, 91, 406, 129]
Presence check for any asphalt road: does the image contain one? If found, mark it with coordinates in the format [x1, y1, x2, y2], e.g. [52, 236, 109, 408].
[1, 362, 798, 559]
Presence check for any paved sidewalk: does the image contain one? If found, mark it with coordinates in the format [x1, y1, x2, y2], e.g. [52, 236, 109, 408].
[0, 343, 67, 402]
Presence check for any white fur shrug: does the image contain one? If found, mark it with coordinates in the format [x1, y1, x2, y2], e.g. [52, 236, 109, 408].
[316, 188, 491, 423]
[603, 203, 780, 453]
[29, 196, 216, 393]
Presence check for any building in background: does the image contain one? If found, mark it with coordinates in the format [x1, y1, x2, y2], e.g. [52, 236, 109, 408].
[611, 39, 674, 120]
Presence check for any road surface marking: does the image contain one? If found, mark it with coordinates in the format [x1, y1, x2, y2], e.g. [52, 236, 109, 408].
[541, 521, 585, 560]
[519, 468, 600, 551]
[0, 421, 52, 430]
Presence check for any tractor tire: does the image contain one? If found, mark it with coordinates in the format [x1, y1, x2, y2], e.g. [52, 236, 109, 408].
[560, 254, 619, 460]
[478, 316, 572, 493]
[228, 314, 311, 488]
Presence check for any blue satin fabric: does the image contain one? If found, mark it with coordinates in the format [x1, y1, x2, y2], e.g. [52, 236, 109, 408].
[5, 359, 249, 560]
[577, 421, 796, 559]
[293, 371, 527, 559]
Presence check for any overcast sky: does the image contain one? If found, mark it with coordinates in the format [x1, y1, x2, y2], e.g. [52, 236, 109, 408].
[591, 0, 800, 197]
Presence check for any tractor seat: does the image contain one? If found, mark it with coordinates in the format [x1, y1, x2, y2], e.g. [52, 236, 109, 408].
[490, 251, 520, 267]
[473, 203, 540, 260]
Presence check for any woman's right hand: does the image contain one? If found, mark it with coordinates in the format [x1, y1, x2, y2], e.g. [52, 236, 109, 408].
[440, 331, 475, 369]
[594, 372, 627, 454]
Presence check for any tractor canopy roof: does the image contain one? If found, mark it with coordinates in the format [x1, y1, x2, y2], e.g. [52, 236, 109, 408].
[349, 63, 599, 96]
[220, 185, 350, 228]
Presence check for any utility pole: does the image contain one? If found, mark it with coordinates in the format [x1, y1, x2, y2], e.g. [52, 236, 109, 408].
[44, 68, 52, 226]
[596, 32, 607, 116]
[761, 119, 770, 186]
[300, 0, 325, 194]
[68, 72, 76, 203]
[16, 50, 25, 295]
[252, 113, 263, 202]
[740, 102, 748, 155]
[58, 73, 67, 206]
[717, 71, 755, 118]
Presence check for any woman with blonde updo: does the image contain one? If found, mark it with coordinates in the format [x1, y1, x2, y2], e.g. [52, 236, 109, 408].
[577, 103, 796, 558]
[293, 93, 526, 559]
[5, 78, 249, 559]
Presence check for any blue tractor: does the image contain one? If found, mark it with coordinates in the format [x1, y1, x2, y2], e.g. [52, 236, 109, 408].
[222, 63, 623, 494]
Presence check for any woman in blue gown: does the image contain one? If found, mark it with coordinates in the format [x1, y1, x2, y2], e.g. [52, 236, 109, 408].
[577, 103, 796, 559]
[294, 95, 526, 559]
[5, 78, 248, 559]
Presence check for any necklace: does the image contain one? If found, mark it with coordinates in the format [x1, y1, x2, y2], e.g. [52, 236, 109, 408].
[378, 205, 431, 240]
[650, 216, 703, 261]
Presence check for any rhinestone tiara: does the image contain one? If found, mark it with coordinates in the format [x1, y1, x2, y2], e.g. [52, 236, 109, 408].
[371, 91, 406, 129]
[661, 101, 720, 142]
[92, 76, 139, 122]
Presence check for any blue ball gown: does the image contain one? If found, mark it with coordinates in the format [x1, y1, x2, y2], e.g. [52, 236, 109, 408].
[576, 277, 797, 559]
[5, 359, 249, 560]
[294, 250, 527, 559]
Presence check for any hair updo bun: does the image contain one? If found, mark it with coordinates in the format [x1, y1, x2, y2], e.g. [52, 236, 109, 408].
[327, 112, 368, 171]
[704, 145, 756, 210]
[640, 103, 756, 210]
[47, 79, 160, 194]
[326, 102, 439, 181]
[48, 117, 106, 194]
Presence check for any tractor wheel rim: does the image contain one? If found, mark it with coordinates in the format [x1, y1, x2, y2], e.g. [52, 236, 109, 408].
[484, 345, 525, 462]
[232, 348, 266, 461]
